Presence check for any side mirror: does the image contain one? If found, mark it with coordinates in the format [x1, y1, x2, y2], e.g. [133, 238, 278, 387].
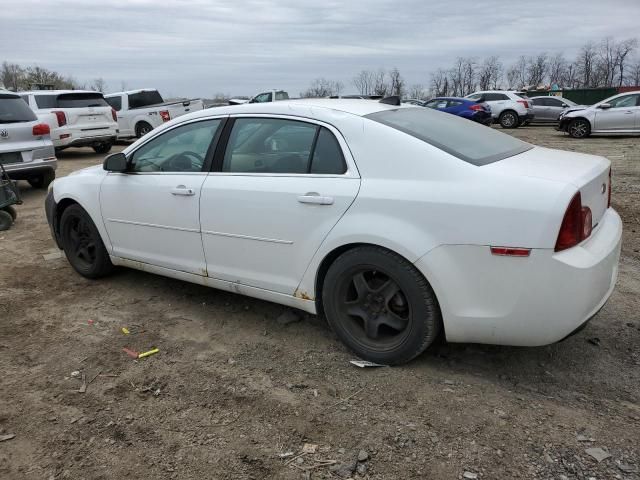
[561, 103, 568, 108]
[103, 152, 128, 172]
[598, 103, 612, 109]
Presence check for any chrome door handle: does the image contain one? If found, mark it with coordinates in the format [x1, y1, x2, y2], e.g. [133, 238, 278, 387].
[171, 185, 195, 196]
[297, 193, 334, 205]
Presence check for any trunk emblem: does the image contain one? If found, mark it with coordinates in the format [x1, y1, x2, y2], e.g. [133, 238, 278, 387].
[601, 183, 606, 194]
[0, 129, 8, 139]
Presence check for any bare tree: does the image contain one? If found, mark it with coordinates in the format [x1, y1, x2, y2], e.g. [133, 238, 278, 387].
[548, 53, 567, 86]
[430, 69, 449, 96]
[353, 70, 375, 95]
[372, 69, 388, 96]
[407, 84, 426, 99]
[505, 66, 519, 89]
[91, 77, 108, 93]
[301, 78, 344, 98]
[576, 43, 598, 87]
[527, 53, 548, 87]
[388, 67, 405, 96]
[1, 62, 25, 91]
[627, 58, 640, 86]
[615, 38, 638, 87]
[563, 62, 580, 89]
[478, 56, 502, 90]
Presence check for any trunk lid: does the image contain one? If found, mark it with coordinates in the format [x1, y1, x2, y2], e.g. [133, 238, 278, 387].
[46, 93, 114, 128]
[487, 146, 610, 229]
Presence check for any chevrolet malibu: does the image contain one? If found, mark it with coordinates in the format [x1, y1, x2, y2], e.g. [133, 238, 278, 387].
[45, 99, 622, 364]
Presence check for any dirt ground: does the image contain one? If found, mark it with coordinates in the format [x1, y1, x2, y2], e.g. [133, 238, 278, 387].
[1, 127, 639, 480]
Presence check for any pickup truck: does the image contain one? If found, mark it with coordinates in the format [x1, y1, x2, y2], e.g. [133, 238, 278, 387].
[228, 90, 289, 105]
[104, 89, 204, 139]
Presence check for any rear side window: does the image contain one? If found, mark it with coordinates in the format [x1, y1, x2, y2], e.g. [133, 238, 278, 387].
[128, 90, 164, 109]
[0, 94, 37, 123]
[311, 128, 346, 174]
[366, 108, 532, 166]
[275, 91, 289, 101]
[105, 96, 122, 111]
[223, 118, 346, 174]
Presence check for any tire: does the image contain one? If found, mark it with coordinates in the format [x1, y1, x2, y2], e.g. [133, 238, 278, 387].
[3, 205, 17, 221]
[568, 118, 591, 139]
[28, 170, 55, 189]
[0, 210, 13, 231]
[322, 246, 441, 365]
[60, 204, 113, 279]
[499, 110, 519, 129]
[93, 142, 112, 154]
[135, 122, 153, 138]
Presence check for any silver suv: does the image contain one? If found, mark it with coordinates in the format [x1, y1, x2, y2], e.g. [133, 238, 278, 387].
[466, 91, 535, 128]
[0, 90, 56, 188]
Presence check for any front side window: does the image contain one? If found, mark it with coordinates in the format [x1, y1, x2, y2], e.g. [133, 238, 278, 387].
[130, 119, 222, 173]
[251, 93, 272, 103]
[366, 107, 532, 166]
[425, 99, 447, 109]
[223, 118, 346, 175]
[607, 94, 639, 108]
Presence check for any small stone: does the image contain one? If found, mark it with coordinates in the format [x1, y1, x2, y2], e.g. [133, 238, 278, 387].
[71, 371, 81, 378]
[357, 463, 367, 475]
[227, 358, 236, 365]
[585, 447, 611, 463]
[338, 448, 346, 454]
[444, 379, 455, 385]
[357, 449, 369, 462]
[43, 251, 63, 261]
[330, 460, 357, 478]
[296, 457, 304, 465]
[463, 472, 478, 479]
[340, 405, 347, 411]
[277, 309, 302, 326]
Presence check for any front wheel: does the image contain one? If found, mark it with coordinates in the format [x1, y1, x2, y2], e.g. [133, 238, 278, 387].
[93, 142, 112, 154]
[499, 110, 519, 128]
[28, 170, 55, 189]
[322, 246, 441, 365]
[60, 204, 113, 279]
[568, 118, 591, 139]
[0, 210, 13, 231]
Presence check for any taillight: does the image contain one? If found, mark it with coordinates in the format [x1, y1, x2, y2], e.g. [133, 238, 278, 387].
[160, 110, 170, 122]
[555, 192, 592, 252]
[469, 104, 483, 111]
[490, 247, 531, 257]
[517, 100, 529, 108]
[53, 111, 67, 127]
[32, 123, 50, 136]
[608, 168, 612, 208]
[111, 108, 117, 122]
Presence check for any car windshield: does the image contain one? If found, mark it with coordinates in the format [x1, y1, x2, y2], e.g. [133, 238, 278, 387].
[365, 107, 533, 166]
[0, 94, 37, 123]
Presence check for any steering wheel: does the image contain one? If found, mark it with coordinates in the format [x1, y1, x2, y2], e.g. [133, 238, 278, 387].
[165, 151, 204, 171]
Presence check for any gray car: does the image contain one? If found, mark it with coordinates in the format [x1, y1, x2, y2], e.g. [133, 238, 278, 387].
[529, 96, 579, 123]
[0, 90, 56, 188]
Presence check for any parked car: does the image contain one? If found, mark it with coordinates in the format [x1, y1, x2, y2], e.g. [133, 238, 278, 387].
[229, 90, 290, 105]
[558, 91, 640, 138]
[466, 91, 534, 128]
[105, 89, 204, 139]
[0, 90, 56, 188]
[45, 99, 621, 365]
[424, 97, 492, 125]
[529, 96, 579, 123]
[19, 90, 117, 154]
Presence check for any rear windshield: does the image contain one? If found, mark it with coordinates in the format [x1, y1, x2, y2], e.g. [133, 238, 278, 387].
[35, 93, 109, 109]
[365, 107, 532, 166]
[0, 94, 37, 123]
[128, 90, 164, 109]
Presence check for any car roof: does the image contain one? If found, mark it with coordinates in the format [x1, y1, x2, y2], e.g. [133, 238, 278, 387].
[0, 89, 19, 97]
[105, 89, 159, 96]
[18, 90, 102, 95]
[183, 98, 410, 121]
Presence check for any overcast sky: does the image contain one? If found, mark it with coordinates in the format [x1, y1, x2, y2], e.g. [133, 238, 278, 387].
[2, 0, 639, 97]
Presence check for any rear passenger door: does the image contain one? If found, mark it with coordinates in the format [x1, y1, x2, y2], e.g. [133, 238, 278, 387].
[200, 116, 360, 295]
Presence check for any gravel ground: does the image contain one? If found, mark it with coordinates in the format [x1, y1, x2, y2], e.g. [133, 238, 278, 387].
[0, 127, 638, 480]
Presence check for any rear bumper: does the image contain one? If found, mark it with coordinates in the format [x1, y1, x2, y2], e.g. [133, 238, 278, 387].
[414, 208, 622, 346]
[3, 156, 57, 180]
[53, 126, 118, 148]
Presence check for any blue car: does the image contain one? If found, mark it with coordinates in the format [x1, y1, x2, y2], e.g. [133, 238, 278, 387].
[424, 97, 492, 125]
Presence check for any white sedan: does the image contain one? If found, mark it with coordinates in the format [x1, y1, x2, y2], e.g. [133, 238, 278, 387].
[45, 98, 622, 364]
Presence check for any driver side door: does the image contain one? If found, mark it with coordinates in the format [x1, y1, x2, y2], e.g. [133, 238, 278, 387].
[100, 118, 224, 274]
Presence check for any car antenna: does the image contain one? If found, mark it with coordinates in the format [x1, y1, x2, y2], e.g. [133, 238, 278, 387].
[379, 96, 401, 106]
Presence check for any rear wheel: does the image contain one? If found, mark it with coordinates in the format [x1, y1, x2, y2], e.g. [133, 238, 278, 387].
[93, 142, 112, 154]
[60, 204, 113, 278]
[568, 118, 591, 139]
[135, 122, 153, 138]
[499, 110, 519, 128]
[322, 246, 441, 365]
[3, 205, 17, 221]
[28, 170, 55, 189]
[0, 210, 13, 231]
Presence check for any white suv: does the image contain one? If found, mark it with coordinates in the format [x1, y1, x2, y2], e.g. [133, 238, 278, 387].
[19, 90, 118, 153]
[466, 91, 534, 128]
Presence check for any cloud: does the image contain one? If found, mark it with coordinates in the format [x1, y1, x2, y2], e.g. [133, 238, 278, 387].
[2, 0, 639, 97]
